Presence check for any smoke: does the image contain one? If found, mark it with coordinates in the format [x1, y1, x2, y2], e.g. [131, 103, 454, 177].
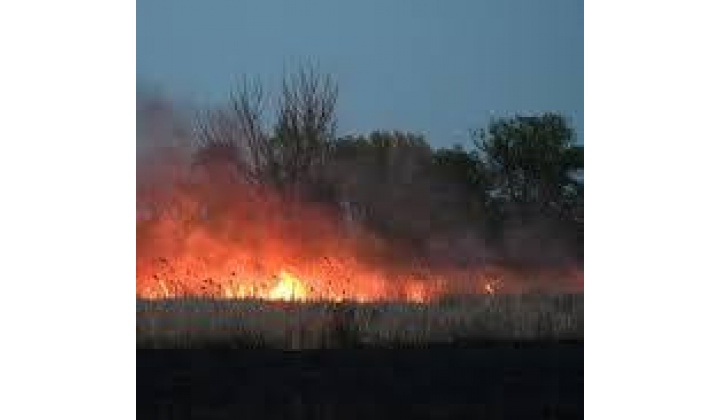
[136, 92, 583, 298]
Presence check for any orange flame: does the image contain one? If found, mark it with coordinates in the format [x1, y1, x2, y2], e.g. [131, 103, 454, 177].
[268, 270, 307, 301]
[136, 156, 583, 301]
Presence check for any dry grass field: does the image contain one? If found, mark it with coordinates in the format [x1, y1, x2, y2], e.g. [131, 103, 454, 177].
[137, 293, 583, 349]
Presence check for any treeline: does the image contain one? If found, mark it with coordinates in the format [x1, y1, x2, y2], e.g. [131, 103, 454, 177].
[330, 121, 583, 266]
[140, 69, 583, 268]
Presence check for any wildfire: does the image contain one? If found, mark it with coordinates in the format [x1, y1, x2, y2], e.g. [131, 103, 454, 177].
[158, 279, 170, 298]
[268, 270, 307, 301]
[484, 282, 496, 295]
[136, 158, 581, 301]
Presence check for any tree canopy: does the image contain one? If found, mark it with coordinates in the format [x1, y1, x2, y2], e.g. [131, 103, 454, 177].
[189, 72, 583, 267]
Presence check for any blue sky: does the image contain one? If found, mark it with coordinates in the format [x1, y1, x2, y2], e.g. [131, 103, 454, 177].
[138, 0, 583, 147]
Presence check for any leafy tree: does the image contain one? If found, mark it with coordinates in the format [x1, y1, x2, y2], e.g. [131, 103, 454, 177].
[432, 145, 502, 241]
[472, 113, 583, 220]
[472, 113, 583, 262]
[188, 74, 584, 265]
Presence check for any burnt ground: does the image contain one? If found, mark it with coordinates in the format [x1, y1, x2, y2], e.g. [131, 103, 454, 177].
[137, 342, 583, 419]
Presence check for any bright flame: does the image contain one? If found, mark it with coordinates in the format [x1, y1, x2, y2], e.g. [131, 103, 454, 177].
[137, 147, 583, 301]
[484, 283, 495, 294]
[406, 282, 428, 302]
[483, 277, 502, 295]
[268, 270, 307, 301]
[158, 279, 170, 298]
[223, 283, 254, 299]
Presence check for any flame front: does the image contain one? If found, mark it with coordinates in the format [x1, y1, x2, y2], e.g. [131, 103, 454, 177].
[137, 158, 583, 301]
[268, 270, 307, 301]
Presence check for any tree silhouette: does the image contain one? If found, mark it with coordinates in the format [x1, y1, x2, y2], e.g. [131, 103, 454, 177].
[473, 113, 583, 221]
[472, 113, 583, 262]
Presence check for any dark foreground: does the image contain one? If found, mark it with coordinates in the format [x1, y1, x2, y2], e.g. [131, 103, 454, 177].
[138, 342, 583, 419]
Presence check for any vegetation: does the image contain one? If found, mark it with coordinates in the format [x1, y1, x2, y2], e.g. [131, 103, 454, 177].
[137, 69, 583, 350]
[137, 293, 582, 349]
[182, 67, 584, 269]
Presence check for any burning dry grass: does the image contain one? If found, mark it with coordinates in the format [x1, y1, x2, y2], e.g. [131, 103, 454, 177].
[136, 293, 582, 349]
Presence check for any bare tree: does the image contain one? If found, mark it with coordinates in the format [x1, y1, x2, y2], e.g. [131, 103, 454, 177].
[194, 77, 273, 184]
[272, 67, 338, 193]
[193, 68, 338, 199]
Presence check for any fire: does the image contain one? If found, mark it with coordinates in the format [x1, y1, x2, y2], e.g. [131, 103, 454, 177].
[484, 282, 496, 294]
[136, 153, 582, 301]
[158, 279, 170, 298]
[268, 270, 307, 301]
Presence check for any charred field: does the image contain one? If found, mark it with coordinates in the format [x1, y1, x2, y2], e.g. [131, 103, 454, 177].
[137, 294, 583, 419]
[138, 344, 583, 420]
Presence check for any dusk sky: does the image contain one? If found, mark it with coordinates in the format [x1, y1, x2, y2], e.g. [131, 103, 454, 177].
[137, 0, 583, 147]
